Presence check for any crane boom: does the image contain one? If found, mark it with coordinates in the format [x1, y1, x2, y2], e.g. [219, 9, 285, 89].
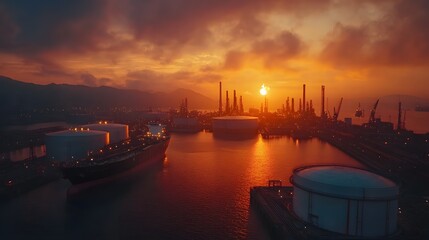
[333, 97, 343, 121]
[369, 99, 379, 123]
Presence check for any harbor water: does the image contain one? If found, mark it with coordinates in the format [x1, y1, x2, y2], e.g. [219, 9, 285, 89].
[0, 132, 362, 239]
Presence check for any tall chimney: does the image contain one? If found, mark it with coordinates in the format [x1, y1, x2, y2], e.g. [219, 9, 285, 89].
[233, 90, 237, 112]
[321, 85, 325, 118]
[291, 98, 295, 113]
[219, 82, 222, 115]
[286, 97, 290, 113]
[299, 98, 302, 112]
[239, 96, 243, 114]
[226, 90, 230, 114]
[264, 97, 268, 113]
[303, 84, 306, 112]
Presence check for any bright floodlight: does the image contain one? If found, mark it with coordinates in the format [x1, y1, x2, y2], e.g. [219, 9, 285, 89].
[260, 84, 267, 96]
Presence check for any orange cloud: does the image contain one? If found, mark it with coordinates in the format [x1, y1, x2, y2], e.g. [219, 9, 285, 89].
[320, 0, 429, 68]
[223, 31, 304, 70]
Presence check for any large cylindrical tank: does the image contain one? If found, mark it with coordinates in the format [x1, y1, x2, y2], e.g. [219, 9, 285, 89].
[83, 123, 129, 143]
[212, 116, 258, 139]
[291, 165, 399, 237]
[45, 129, 109, 161]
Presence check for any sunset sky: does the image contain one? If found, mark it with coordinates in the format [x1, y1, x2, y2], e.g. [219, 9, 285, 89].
[1, 0, 429, 108]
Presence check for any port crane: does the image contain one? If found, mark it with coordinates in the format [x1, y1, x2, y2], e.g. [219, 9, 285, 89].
[332, 97, 343, 121]
[368, 99, 379, 123]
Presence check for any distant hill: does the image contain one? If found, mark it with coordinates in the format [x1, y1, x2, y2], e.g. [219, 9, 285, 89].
[0, 76, 216, 113]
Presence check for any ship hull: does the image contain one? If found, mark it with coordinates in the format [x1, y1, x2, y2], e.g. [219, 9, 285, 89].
[62, 138, 169, 185]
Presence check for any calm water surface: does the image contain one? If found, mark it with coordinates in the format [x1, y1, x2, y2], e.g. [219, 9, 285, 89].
[0, 132, 362, 239]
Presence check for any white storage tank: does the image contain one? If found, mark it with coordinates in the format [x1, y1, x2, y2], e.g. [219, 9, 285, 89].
[83, 122, 129, 143]
[45, 129, 109, 161]
[212, 116, 258, 139]
[291, 165, 399, 238]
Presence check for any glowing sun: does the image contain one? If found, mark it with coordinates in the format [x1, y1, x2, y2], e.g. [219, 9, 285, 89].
[260, 84, 268, 96]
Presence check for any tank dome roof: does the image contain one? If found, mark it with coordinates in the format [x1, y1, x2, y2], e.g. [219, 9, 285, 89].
[292, 165, 398, 199]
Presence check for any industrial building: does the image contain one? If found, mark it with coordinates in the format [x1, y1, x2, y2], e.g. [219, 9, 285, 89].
[45, 129, 109, 161]
[212, 116, 258, 139]
[171, 117, 200, 133]
[291, 165, 399, 238]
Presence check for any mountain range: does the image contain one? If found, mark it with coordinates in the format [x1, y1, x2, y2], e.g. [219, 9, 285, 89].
[0, 76, 216, 113]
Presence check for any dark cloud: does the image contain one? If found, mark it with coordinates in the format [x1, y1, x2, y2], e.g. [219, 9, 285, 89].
[81, 73, 114, 87]
[0, 0, 331, 64]
[321, 0, 429, 67]
[230, 15, 266, 40]
[0, 5, 19, 46]
[252, 31, 302, 66]
[32, 61, 75, 80]
[0, 0, 112, 55]
[223, 30, 304, 70]
[80, 73, 98, 87]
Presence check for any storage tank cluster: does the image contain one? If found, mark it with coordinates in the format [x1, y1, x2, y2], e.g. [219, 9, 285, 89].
[212, 116, 258, 139]
[291, 165, 399, 238]
[45, 123, 129, 161]
[83, 122, 129, 143]
[45, 128, 109, 161]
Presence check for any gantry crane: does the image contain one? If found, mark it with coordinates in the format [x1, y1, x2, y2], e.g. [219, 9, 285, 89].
[368, 99, 379, 124]
[332, 97, 343, 121]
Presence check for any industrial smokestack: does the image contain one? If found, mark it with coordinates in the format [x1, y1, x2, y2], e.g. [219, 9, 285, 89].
[219, 82, 222, 115]
[264, 97, 268, 113]
[239, 96, 243, 114]
[303, 84, 306, 112]
[321, 85, 325, 118]
[286, 97, 290, 113]
[226, 90, 230, 114]
[233, 90, 237, 113]
[299, 98, 302, 112]
[291, 98, 295, 113]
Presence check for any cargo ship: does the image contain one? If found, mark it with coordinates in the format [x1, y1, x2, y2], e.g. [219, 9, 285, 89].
[61, 134, 170, 185]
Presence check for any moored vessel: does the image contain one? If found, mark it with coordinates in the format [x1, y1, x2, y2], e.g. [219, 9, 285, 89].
[61, 129, 169, 185]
